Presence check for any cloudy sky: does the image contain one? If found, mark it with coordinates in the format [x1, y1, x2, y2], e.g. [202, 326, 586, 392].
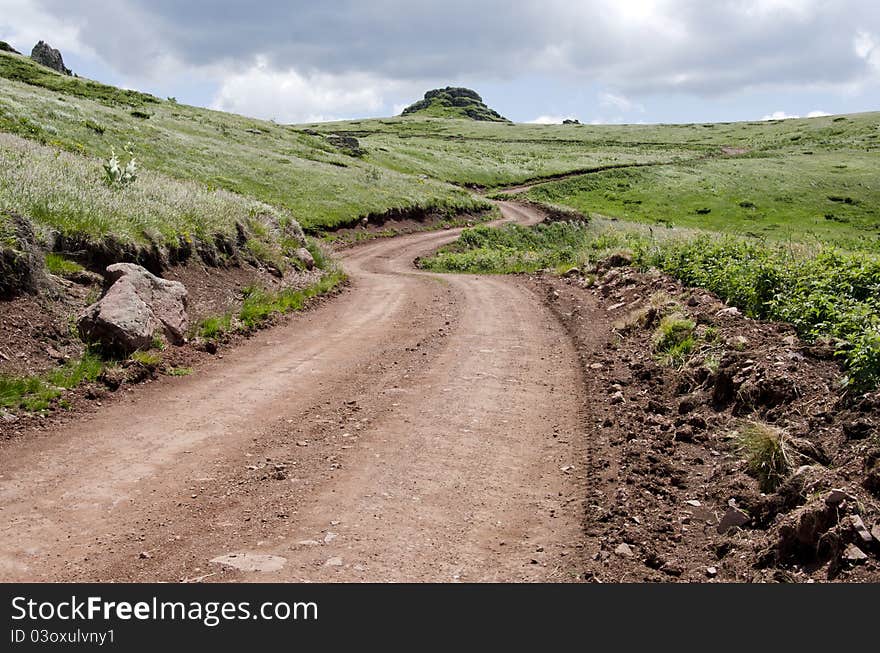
[1, 0, 879, 124]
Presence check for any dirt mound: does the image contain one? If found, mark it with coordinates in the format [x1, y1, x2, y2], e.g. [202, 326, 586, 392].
[0, 213, 50, 298]
[536, 263, 880, 582]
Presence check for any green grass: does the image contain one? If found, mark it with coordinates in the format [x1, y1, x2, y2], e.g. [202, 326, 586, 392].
[0, 131, 305, 267]
[425, 219, 880, 391]
[195, 269, 347, 341]
[0, 350, 105, 412]
[653, 313, 697, 367]
[0, 50, 486, 236]
[44, 252, 83, 276]
[421, 222, 593, 274]
[197, 313, 234, 340]
[130, 350, 162, 367]
[525, 152, 880, 245]
[238, 270, 347, 330]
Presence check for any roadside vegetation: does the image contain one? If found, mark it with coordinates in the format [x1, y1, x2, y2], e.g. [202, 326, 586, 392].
[423, 220, 880, 391]
[196, 269, 347, 341]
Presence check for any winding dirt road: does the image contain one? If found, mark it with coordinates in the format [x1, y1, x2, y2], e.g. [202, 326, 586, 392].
[0, 201, 588, 582]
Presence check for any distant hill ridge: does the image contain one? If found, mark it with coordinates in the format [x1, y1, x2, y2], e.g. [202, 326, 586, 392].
[401, 87, 509, 122]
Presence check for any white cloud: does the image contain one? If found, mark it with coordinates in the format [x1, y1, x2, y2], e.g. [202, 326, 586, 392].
[0, 0, 92, 57]
[762, 110, 800, 120]
[854, 30, 880, 72]
[589, 116, 626, 125]
[211, 57, 400, 123]
[599, 92, 645, 113]
[527, 115, 577, 124]
[762, 109, 832, 120]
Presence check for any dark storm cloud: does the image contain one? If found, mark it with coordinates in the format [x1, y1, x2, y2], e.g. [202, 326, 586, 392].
[33, 0, 880, 95]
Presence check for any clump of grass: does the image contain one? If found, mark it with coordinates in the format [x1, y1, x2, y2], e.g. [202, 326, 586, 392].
[198, 313, 233, 340]
[166, 367, 192, 377]
[238, 270, 347, 330]
[44, 252, 84, 276]
[652, 313, 697, 366]
[736, 422, 791, 492]
[0, 350, 105, 412]
[130, 350, 161, 367]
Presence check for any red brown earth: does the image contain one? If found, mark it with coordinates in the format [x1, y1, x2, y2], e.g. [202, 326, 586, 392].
[0, 202, 591, 582]
[536, 263, 880, 582]
[0, 200, 877, 582]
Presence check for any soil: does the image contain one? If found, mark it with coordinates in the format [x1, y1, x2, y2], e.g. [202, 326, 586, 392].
[0, 259, 320, 379]
[324, 209, 491, 248]
[535, 263, 880, 582]
[1, 200, 877, 583]
[0, 202, 591, 582]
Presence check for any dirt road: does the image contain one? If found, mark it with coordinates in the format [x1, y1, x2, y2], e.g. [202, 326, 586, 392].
[0, 201, 588, 582]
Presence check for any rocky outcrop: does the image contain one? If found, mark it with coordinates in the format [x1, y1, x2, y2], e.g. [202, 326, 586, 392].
[401, 87, 509, 122]
[0, 41, 20, 54]
[78, 263, 188, 353]
[0, 213, 49, 298]
[293, 247, 315, 270]
[30, 40, 71, 75]
[325, 133, 364, 156]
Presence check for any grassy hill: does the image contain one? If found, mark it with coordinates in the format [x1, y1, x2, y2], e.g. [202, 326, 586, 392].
[0, 50, 486, 240]
[2, 46, 879, 254]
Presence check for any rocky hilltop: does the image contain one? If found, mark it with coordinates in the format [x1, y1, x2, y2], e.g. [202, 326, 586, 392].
[31, 40, 71, 75]
[401, 87, 509, 122]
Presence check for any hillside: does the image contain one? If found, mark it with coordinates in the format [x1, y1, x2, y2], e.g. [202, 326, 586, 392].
[400, 87, 509, 122]
[1, 37, 880, 587]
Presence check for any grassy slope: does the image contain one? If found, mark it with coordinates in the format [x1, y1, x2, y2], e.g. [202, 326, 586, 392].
[0, 51, 485, 234]
[314, 112, 880, 244]
[521, 115, 880, 246]
[4, 47, 878, 245]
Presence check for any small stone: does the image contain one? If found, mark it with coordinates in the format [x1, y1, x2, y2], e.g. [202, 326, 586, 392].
[825, 488, 854, 506]
[210, 553, 286, 572]
[717, 506, 750, 534]
[296, 440, 309, 447]
[325, 557, 343, 567]
[685, 500, 702, 507]
[851, 516, 873, 545]
[610, 391, 625, 405]
[139, 551, 151, 559]
[871, 524, 880, 543]
[614, 543, 634, 558]
[706, 566, 718, 578]
[589, 362, 604, 370]
[323, 532, 338, 544]
[843, 544, 868, 563]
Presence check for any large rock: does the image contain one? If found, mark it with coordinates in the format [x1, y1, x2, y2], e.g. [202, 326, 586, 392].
[78, 263, 188, 353]
[294, 247, 315, 270]
[30, 40, 71, 75]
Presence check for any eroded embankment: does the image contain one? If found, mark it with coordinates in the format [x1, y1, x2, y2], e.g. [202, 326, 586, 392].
[535, 260, 880, 582]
